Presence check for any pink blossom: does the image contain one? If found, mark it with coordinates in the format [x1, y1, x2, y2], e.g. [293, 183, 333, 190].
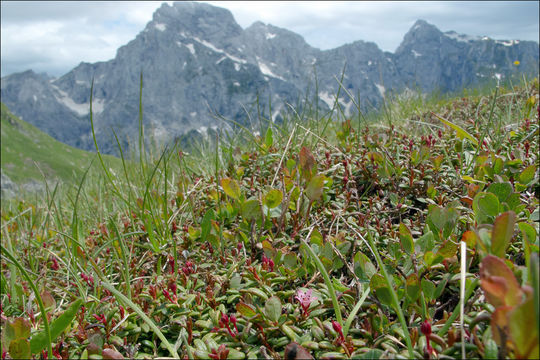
[295, 288, 315, 316]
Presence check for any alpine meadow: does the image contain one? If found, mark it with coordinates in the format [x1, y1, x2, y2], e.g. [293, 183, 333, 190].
[1, 2, 539, 359]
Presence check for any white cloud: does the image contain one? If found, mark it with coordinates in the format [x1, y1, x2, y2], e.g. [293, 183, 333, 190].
[1, 1, 538, 77]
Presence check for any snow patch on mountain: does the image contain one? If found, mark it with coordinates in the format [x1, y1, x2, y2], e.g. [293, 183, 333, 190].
[444, 31, 480, 43]
[375, 83, 386, 98]
[318, 91, 334, 108]
[52, 85, 104, 115]
[257, 60, 285, 81]
[192, 36, 246, 64]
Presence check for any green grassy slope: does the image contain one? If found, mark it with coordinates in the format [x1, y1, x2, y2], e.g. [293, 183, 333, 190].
[1, 102, 118, 185]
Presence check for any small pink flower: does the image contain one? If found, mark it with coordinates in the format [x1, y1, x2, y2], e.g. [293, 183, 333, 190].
[295, 288, 315, 316]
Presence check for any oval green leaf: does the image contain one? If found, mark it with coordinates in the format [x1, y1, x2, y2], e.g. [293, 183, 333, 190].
[263, 189, 283, 209]
[473, 192, 500, 222]
[370, 274, 392, 306]
[241, 199, 261, 221]
[306, 174, 325, 202]
[491, 211, 516, 258]
[264, 296, 282, 323]
[221, 178, 241, 200]
[399, 223, 414, 255]
[519, 164, 536, 185]
[236, 302, 257, 318]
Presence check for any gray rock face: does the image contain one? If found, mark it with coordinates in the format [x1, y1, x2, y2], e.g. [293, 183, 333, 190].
[394, 20, 539, 93]
[1, 4, 538, 155]
[1, 171, 16, 198]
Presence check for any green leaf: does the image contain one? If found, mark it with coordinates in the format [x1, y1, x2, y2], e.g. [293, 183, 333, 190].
[332, 278, 349, 293]
[421, 279, 436, 301]
[355, 349, 383, 359]
[283, 253, 297, 269]
[236, 302, 257, 318]
[436, 240, 458, 259]
[423, 251, 444, 267]
[491, 211, 516, 258]
[354, 252, 377, 280]
[306, 174, 325, 202]
[487, 182, 513, 203]
[493, 157, 504, 174]
[263, 189, 283, 209]
[406, 274, 420, 302]
[309, 228, 323, 247]
[264, 296, 282, 323]
[519, 164, 537, 185]
[201, 209, 215, 242]
[506, 193, 521, 211]
[519, 222, 537, 245]
[427, 205, 447, 232]
[416, 231, 435, 253]
[264, 127, 274, 148]
[30, 298, 83, 353]
[241, 199, 261, 221]
[370, 274, 393, 307]
[435, 113, 478, 147]
[473, 192, 500, 222]
[221, 178, 241, 200]
[10, 338, 31, 360]
[10, 317, 31, 340]
[509, 296, 539, 358]
[399, 223, 414, 255]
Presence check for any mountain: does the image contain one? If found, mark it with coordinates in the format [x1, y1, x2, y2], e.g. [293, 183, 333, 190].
[1, 3, 538, 155]
[0, 102, 118, 197]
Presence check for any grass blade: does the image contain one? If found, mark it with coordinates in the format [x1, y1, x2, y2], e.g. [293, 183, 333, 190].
[433, 112, 479, 147]
[300, 226, 343, 325]
[100, 280, 179, 358]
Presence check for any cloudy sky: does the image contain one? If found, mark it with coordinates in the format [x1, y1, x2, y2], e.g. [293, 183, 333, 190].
[1, 1, 538, 77]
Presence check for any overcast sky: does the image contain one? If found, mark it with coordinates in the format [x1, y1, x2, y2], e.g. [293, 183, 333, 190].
[1, 1, 538, 77]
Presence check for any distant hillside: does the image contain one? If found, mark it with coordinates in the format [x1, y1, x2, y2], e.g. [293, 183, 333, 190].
[0, 102, 118, 197]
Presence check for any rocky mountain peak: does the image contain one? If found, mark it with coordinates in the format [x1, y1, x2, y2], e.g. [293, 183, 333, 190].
[396, 19, 443, 53]
[149, 1, 243, 41]
[245, 21, 310, 45]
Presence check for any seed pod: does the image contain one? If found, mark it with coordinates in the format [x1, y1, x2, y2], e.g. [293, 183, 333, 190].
[320, 351, 346, 359]
[272, 336, 290, 348]
[194, 319, 212, 329]
[227, 348, 246, 360]
[193, 339, 207, 352]
[281, 324, 297, 341]
[193, 349, 210, 359]
[310, 325, 325, 341]
[318, 341, 334, 350]
[300, 341, 320, 351]
[205, 337, 219, 352]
